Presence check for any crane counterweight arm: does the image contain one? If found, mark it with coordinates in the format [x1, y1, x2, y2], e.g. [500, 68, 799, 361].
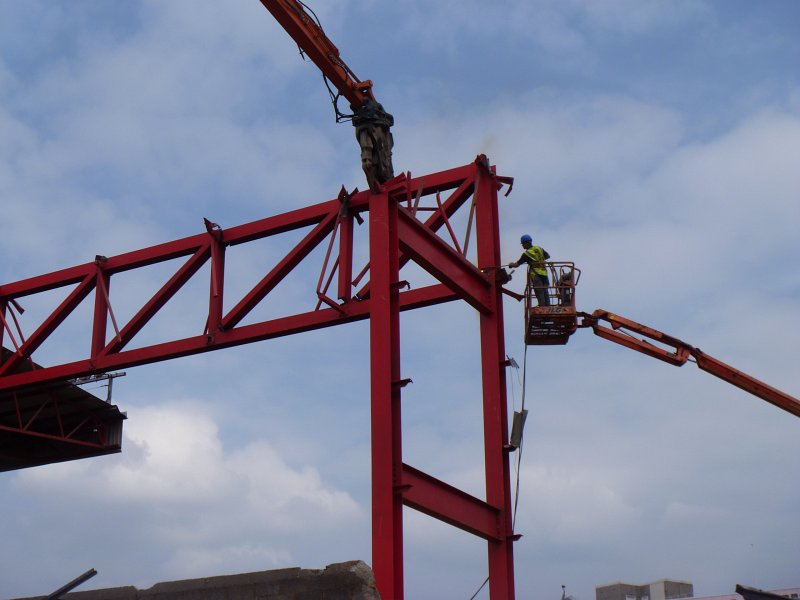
[259, 0, 395, 192]
[580, 309, 800, 418]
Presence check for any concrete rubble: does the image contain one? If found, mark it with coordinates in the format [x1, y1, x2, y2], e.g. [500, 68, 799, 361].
[14, 560, 381, 600]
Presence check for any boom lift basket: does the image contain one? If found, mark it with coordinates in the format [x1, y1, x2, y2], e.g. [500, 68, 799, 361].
[524, 262, 580, 345]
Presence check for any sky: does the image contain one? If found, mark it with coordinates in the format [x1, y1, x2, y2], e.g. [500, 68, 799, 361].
[1, 1, 799, 599]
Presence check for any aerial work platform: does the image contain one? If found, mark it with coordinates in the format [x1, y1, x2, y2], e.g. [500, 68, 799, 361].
[524, 262, 581, 345]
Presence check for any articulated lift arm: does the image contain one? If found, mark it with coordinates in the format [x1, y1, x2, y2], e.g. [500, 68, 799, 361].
[580, 309, 800, 418]
[258, 0, 394, 192]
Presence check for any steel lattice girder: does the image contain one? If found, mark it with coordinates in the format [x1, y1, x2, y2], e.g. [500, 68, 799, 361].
[0, 157, 517, 599]
[0, 161, 504, 394]
[0, 379, 125, 471]
[0, 348, 125, 471]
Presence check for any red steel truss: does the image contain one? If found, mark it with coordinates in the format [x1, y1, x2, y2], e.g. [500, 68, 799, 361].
[0, 370, 125, 472]
[0, 157, 518, 599]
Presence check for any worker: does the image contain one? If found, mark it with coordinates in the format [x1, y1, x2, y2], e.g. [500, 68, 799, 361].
[557, 268, 573, 306]
[510, 234, 550, 306]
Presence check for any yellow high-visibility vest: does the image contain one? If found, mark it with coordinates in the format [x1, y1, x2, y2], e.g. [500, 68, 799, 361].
[524, 246, 548, 277]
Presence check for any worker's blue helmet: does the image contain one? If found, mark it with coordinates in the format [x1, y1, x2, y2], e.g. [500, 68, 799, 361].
[520, 234, 532, 244]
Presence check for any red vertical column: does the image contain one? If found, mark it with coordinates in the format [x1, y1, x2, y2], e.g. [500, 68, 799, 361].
[91, 268, 110, 359]
[369, 191, 404, 599]
[208, 233, 226, 334]
[474, 161, 516, 599]
[0, 301, 7, 356]
[338, 213, 354, 302]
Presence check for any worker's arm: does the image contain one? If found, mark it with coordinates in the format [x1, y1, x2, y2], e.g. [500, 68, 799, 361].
[512, 247, 549, 269]
[510, 252, 530, 269]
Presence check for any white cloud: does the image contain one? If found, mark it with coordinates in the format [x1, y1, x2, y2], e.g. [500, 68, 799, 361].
[165, 543, 292, 579]
[10, 402, 362, 587]
[519, 463, 642, 541]
[14, 403, 360, 514]
[2, 2, 799, 599]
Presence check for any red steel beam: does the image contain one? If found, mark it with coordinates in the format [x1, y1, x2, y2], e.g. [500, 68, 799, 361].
[368, 191, 404, 599]
[0, 425, 111, 451]
[208, 226, 226, 334]
[356, 174, 476, 300]
[474, 158, 516, 599]
[91, 266, 111, 358]
[1, 197, 348, 302]
[0, 305, 5, 358]
[0, 302, 6, 351]
[337, 212, 354, 302]
[222, 212, 338, 330]
[0, 165, 484, 391]
[401, 463, 502, 542]
[0, 284, 459, 394]
[0, 159, 519, 599]
[100, 244, 212, 357]
[0, 273, 97, 377]
[397, 207, 492, 314]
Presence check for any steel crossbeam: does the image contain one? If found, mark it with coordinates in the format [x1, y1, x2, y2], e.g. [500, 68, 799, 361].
[401, 463, 503, 541]
[397, 207, 492, 313]
[0, 157, 518, 599]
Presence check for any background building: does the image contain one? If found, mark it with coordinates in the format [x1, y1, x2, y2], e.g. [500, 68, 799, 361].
[596, 581, 800, 600]
[692, 588, 800, 600]
[597, 580, 694, 600]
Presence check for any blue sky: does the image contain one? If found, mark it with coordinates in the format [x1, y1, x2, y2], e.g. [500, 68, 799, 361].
[1, 1, 799, 599]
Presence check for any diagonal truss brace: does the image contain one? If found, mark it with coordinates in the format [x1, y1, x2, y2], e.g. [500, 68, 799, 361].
[397, 207, 492, 313]
[0, 161, 499, 394]
[0, 157, 518, 599]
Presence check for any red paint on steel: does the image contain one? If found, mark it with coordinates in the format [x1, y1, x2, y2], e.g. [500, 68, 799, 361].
[0, 159, 519, 599]
[223, 213, 337, 330]
[474, 158, 516, 599]
[91, 266, 111, 357]
[368, 190, 405, 599]
[397, 208, 492, 314]
[207, 224, 226, 336]
[0, 285, 460, 394]
[338, 211, 354, 302]
[356, 172, 476, 301]
[401, 463, 502, 541]
[0, 273, 96, 377]
[103, 244, 212, 356]
[0, 302, 16, 353]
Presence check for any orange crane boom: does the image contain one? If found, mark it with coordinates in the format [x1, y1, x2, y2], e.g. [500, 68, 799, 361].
[515, 263, 799, 418]
[581, 309, 800, 418]
[258, 0, 395, 192]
